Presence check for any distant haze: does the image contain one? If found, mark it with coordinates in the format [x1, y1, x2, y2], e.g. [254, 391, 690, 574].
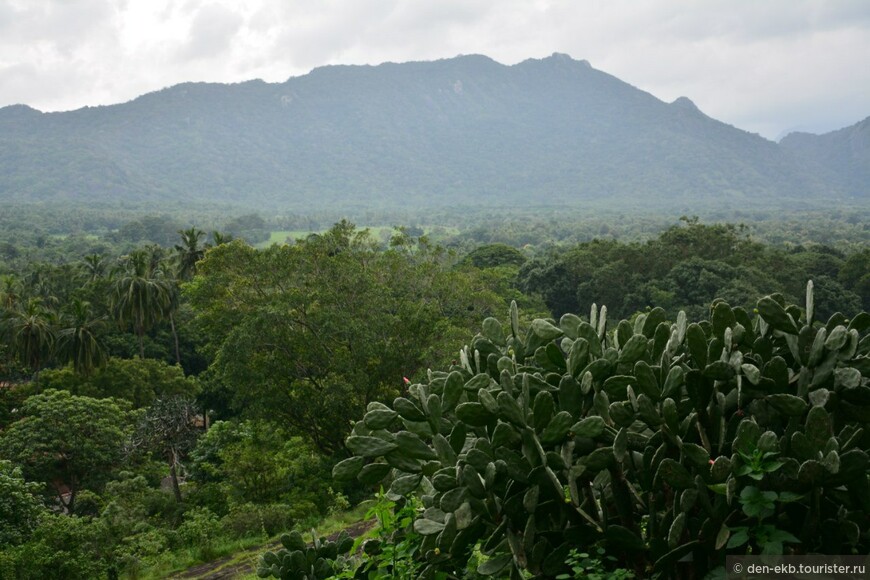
[0, 0, 868, 140]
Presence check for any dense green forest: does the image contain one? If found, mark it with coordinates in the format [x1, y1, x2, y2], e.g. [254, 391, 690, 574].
[0, 211, 868, 578]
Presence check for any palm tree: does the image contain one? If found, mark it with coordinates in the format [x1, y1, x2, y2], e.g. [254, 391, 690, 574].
[0, 275, 20, 310]
[23, 267, 59, 308]
[56, 298, 107, 376]
[82, 253, 107, 283]
[174, 227, 206, 281]
[165, 282, 182, 366]
[112, 249, 171, 359]
[5, 298, 56, 385]
[208, 231, 233, 248]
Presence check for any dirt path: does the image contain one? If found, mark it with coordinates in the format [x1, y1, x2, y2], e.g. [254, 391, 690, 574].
[171, 519, 376, 579]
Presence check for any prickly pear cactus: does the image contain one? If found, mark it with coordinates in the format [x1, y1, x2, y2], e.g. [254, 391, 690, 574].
[257, 529, 354, 579]
[336, 285, 870, 579]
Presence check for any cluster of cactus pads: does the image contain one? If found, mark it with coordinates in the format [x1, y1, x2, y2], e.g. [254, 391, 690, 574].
[318, 283, 870, 578]
[257, 529, 353, 579]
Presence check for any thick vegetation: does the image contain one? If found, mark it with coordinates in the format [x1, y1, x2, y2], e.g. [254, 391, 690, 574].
[316, 287, 869, 578]
[518, 219, 868, 321]
[0, 221, 515, 577]
[186, 223, 503, 453]
[0, 213, 867, 579]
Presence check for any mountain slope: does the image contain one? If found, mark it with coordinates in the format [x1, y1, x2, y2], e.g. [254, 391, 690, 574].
[780, 116, 870, 198]
[0, 54, 862, 210]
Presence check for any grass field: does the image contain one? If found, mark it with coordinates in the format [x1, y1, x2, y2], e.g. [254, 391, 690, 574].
[138, 502, 376, 579]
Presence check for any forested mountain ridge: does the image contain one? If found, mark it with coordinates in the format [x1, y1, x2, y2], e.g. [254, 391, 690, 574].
[780, 115, 870, 200]
[0, 53, 865, 209]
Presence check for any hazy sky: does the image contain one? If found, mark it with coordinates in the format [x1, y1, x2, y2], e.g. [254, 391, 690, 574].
[1, 0, 868, 140]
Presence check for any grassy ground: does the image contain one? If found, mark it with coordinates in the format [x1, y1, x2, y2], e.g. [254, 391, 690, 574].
[136, 502, 376, 580]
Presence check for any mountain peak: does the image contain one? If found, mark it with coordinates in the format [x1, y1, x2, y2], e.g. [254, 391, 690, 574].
[0, 103, 42, 117]
[547, 52, 573, 62]
[518, 52, 592, 69]
[671, 96, 700, 112]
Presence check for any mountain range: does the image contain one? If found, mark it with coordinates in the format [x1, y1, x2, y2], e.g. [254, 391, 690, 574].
[0, 53, 866, 211]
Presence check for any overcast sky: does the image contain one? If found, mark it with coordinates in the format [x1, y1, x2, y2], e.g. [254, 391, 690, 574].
[1, 0, 868, 140]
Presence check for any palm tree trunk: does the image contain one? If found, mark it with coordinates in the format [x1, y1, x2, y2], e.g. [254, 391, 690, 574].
[33, 357, 41, 392]
[137, 325, 145, 359]
[169, 312, 181, 366]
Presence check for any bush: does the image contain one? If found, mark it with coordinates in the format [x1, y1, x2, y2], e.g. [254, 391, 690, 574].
[113, 528, 170, 577]
[334, 287, 870, 578]
[176, 506, 222, 549]
[186, 481, 230, 517]
[0, 514, 109, 579]
[73, 490, 104, 518]
[101, 473, 182, 535]
[261, 503, 307, 535]
[221, 503, 297, 539]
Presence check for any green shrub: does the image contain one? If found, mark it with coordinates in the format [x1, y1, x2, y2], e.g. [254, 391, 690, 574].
[221, 503, 298, 539]
[177, 506, 222, 560]
[0, 514, 109, 580]
[556, 548, 634, 580]
[335, 286, 869, 578]
[221, 504, 265, 539]
[113, 528, 170, 577]
[73, 489, 104, 518]
[186, 481, 231, 516]
[101, 472, 182, 535]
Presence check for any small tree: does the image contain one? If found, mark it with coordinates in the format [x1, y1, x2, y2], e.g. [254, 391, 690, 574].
[130, 395, 201, 503]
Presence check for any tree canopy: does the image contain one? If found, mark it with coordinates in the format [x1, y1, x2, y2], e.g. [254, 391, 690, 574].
[186, 222, 503, 453]
[0, 390, 130, 513]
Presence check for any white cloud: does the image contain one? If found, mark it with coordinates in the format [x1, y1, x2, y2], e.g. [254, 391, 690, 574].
[175, 3, 243, 61]
[0, 0, 867, 138]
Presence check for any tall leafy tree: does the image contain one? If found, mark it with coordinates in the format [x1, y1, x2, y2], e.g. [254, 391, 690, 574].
[81, 253, 107, 283]
[0, 390, 129, 513]
[187, 223, 502, 453]
[208, 231, 234, 247]
[4, 298, 56, 385]
[0, 460, 46, 546]
[130, 395, 200, 503]
[174, 227, 206, 281]
[0, 274, 20, 310]
[39, 356, 198, 408]
[111, 249, 171, 359]
[55, 298, 107, 376]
